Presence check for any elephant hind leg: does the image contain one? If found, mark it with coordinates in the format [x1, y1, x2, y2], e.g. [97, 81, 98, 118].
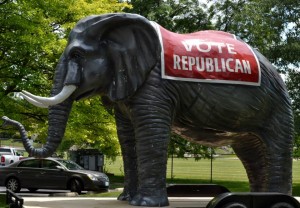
[259, 117, 293, 194]
[232, 127, 293, 194]
[232, 134, 268, 192]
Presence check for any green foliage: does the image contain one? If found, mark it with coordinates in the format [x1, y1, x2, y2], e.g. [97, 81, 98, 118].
[63, 99, 119, 159]
[286, 70, 300, 159]
[1, 0, 299, 159]
[128, 0, 300, 158]
[0, 0, 129, 157]
[125, 0, 213, 33]
[168, 133, 213, 160]
[208, 0, 300, 69]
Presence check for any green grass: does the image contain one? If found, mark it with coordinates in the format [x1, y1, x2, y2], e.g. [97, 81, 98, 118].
[0, 195, 7, 208]
[102, 156, 300, 196]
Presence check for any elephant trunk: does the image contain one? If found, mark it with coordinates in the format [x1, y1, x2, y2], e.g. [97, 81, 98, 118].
[3, 54, 78, 158]
[2, 104, 72, 158]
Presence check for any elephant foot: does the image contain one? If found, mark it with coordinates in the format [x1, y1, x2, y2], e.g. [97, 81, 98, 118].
[129, 193, 169, 207]
[118, 188, 136, 201]
[118, 189, 136, 201]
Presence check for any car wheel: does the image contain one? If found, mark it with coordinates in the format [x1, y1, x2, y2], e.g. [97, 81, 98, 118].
[70, 179, 82, 194]
[6, 177, 21, 193]
[28, 188, 38, 192]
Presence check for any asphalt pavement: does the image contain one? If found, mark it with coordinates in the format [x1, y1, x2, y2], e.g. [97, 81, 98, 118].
[1, 186, 212, 208]
[16, 194, 300, 208]
[22, 196, 213, 208]
[2, 187, 300, 208]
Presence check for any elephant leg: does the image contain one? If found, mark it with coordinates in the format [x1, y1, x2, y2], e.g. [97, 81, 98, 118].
[129, 107, 172, 206]
[115, 110, 138, 201]
[260, 128, 293, 194]
[232, 126, 293, 194]
[232, 134, 269, 192]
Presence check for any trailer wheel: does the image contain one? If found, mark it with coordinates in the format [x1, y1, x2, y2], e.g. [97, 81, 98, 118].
[221, 202, 247, 208]
[271, 202, 296, 208]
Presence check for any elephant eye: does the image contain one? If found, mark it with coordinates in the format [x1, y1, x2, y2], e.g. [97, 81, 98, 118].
[70, 50, 85, 60]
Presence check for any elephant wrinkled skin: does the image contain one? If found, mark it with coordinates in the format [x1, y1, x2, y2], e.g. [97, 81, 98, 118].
[2, 13, 294, 207]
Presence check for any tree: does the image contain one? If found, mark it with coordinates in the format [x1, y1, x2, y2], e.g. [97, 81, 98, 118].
[208, 0, 300, 69]
[0, 0, 129, 159]
[168, 134, 213, 160]
[126, 0, 300, 158]
[124, 0, 213, 33]
[286, 70, 300, 159]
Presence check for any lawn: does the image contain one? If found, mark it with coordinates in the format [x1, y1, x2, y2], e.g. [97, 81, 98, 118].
[0, 195, 7, 208]
[103, 156, 300, 196]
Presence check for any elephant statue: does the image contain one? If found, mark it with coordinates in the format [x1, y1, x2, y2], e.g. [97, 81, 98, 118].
[1, 13, 294, 207]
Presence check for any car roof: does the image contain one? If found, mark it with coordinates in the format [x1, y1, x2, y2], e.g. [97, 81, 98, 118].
[21, 157, 63, 160]
[5, 157, 66, 167]
[12, 157, 64, 164]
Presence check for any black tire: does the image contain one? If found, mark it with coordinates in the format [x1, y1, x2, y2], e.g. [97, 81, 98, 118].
[70, 179, 82, 194]
[6, 177, 21, 193]
[221, 202, 248, 208]
[271, 202, 295, 208]
[28, 188, 38, 192]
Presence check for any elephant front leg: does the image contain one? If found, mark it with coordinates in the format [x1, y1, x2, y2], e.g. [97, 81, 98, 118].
[115, 111, 138, 201]
[130, 112, 171, 206]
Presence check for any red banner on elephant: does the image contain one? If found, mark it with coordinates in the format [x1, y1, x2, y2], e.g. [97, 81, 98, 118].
[151, 23, 261, 86]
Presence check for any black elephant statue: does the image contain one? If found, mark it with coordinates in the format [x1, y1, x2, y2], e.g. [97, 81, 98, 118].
[2, 13, 294, 207]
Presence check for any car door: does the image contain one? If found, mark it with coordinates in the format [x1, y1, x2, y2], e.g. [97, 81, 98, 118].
[16, 159, 44, 189]
[39, 159, 68, 189]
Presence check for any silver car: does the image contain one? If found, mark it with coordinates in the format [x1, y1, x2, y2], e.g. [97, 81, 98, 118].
[0, 157, 109, 194]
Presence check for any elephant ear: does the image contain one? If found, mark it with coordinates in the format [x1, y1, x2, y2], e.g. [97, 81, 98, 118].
[88, 13, 161, 101]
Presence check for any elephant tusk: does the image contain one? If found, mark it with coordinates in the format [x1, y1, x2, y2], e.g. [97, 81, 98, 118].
[19, 92, 49, 108]
[21, 85, 77, 108]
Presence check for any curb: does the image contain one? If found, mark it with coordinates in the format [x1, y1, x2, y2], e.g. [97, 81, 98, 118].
[49, 192, 79, 197]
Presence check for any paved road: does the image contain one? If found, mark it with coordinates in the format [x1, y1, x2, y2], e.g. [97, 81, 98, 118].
[0, 186, 86, 197]
[24, 197, 213, 208]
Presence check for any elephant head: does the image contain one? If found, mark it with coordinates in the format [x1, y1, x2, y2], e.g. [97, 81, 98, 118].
[15, 13, 160, 157]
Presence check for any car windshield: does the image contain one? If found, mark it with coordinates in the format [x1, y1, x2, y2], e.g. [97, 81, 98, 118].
[58, 159, 85, 170]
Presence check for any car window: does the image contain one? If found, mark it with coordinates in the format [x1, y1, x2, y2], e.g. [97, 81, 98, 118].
[18, 159, 40, 168]
[0, 149, 12, 155]
[58, 160, 84, 170]
[41, 160, 60, 169]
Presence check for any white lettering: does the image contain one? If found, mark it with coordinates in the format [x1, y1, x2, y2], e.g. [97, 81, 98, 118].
[227, 43, 237, 54]
[235, 59, 244, 73]
[214, 42, 226, 53]
[214, 58, 221, 72]
[181, 39, 213, 53]
[196, 42, 211, 53]
[188, 57, 195, 71]
[173, 54, 181, 69]
[196, 57, 205, 71]
[172, 55, 254, 75]
[242, 60, 251, 74]
[221, 58, 227, 72]
[226, 58, 234, 72]
[182, 56, 188, 70]
[181, 39, 199, 52]
[206, 58, 214, 72]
